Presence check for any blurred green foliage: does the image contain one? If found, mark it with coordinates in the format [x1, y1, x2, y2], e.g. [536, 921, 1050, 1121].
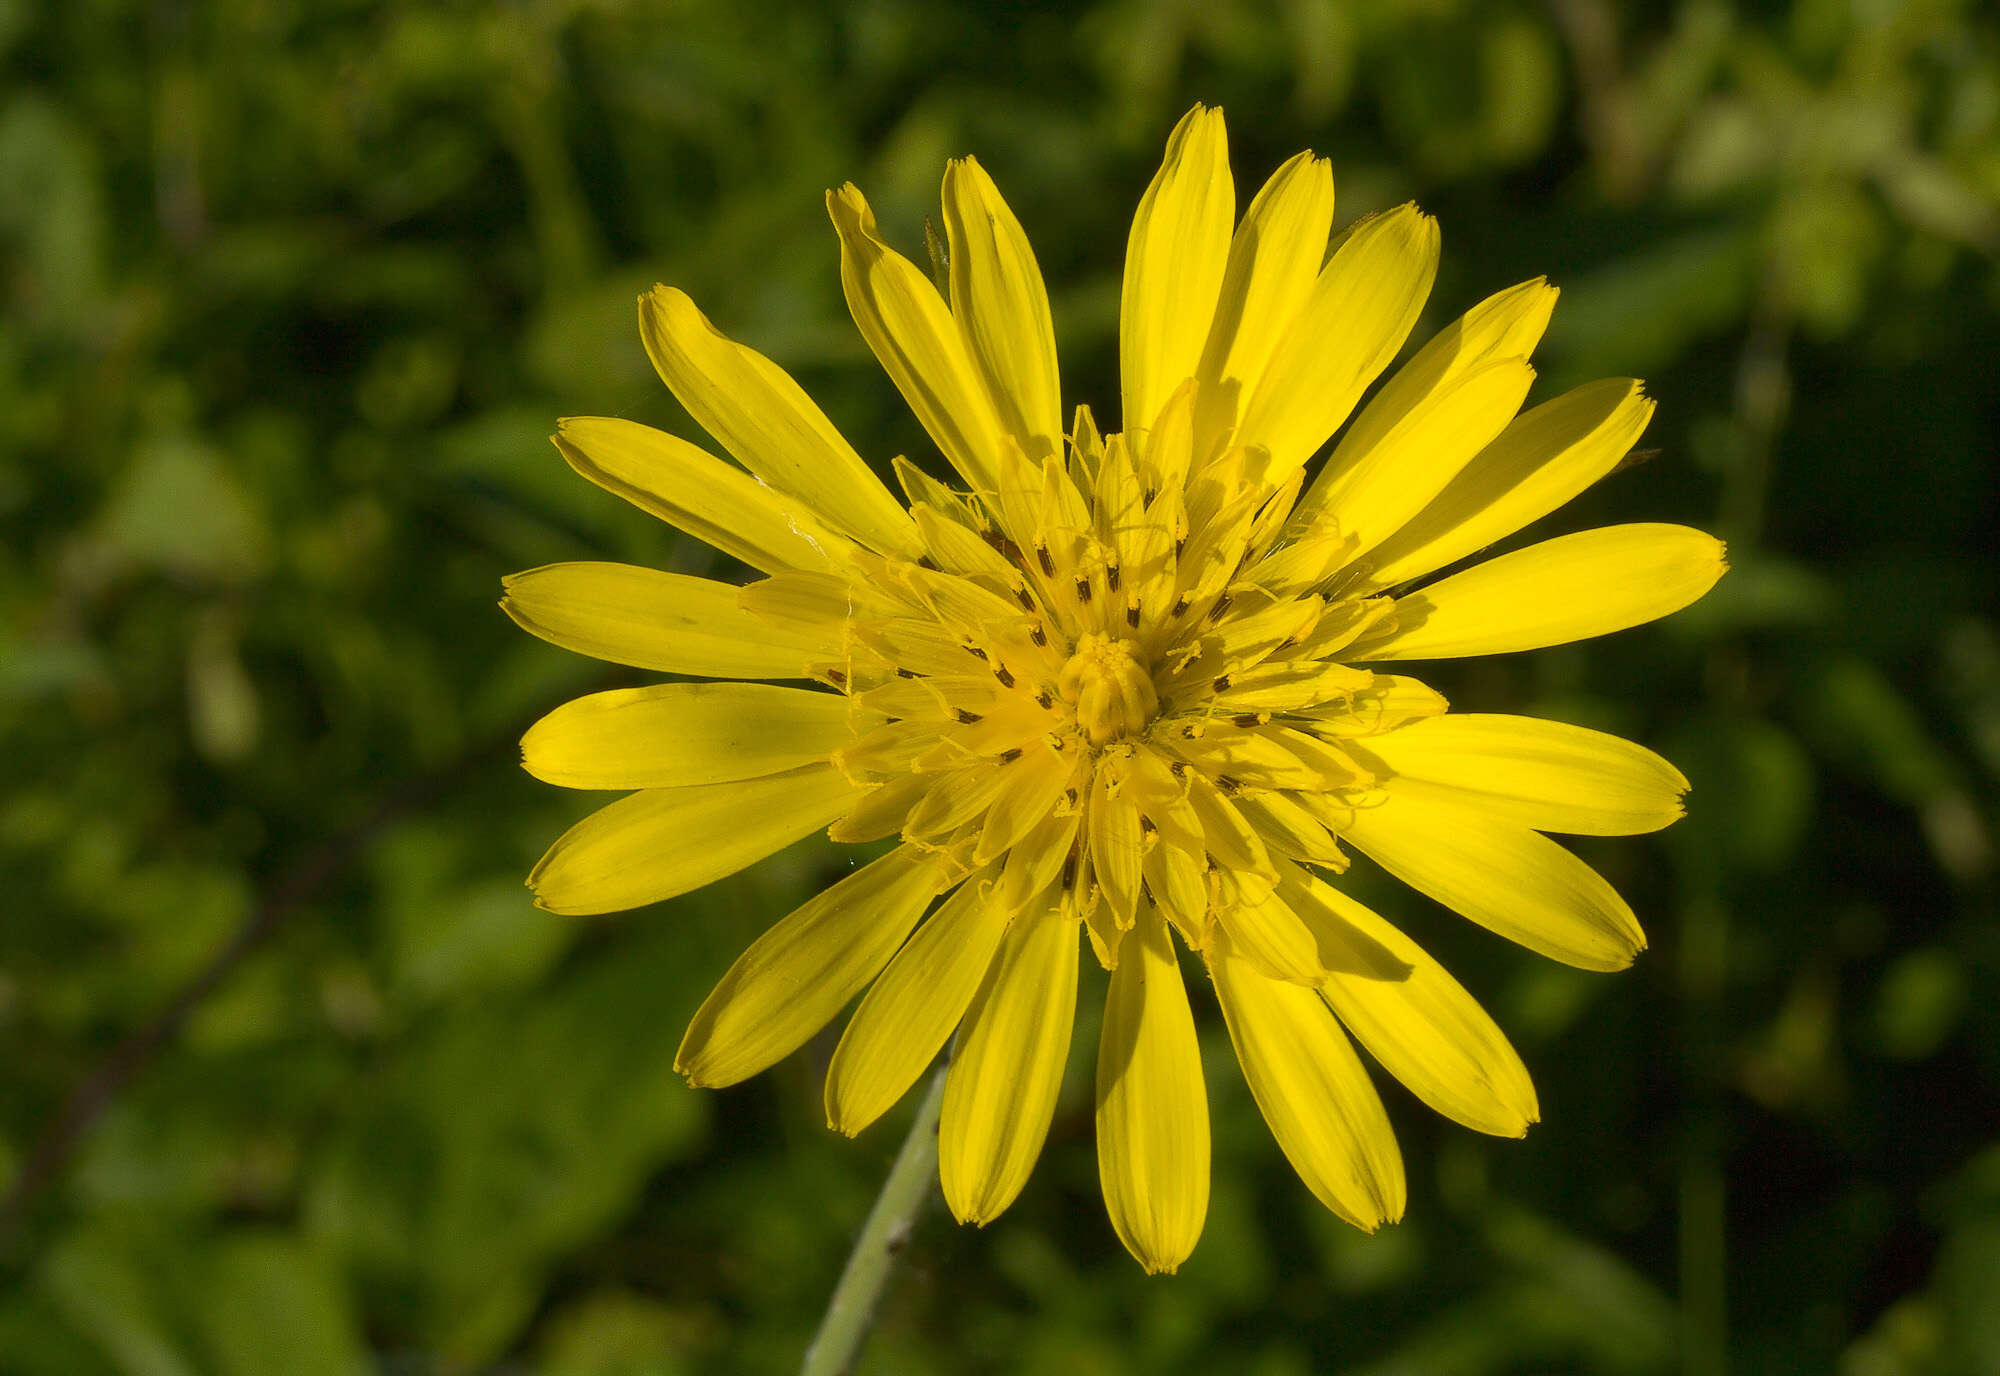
[3, 0, 1998, 1371]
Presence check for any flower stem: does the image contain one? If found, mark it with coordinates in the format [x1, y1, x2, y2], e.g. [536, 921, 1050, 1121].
[800, 1062, 948, 1376]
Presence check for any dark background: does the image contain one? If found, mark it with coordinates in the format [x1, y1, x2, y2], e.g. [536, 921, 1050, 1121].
[2, 1, 1997, 1371]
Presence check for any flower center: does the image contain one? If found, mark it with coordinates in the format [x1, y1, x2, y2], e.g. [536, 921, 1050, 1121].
[1056, 633, 1159, 747]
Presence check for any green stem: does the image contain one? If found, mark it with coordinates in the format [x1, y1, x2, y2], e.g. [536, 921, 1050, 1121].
[800, 1063, 948, 1376]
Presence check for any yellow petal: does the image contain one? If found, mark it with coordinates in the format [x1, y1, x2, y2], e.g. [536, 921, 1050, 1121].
[1121, 105, 1233, 436]
[1206, 934, 1405, 1229]
[636, 286, 922, 558]
[940, 902, 1080, 1224]
[1088, 759, 1145, 931]
[1356, 524, 1728, 660]
[1223, 884, 1326, 983]
[553, 417, 850, 573]
[1341, 790, 1646, 971]
[1352, 713, 1690, 835]
[1236, 204, 1439, 483]
[828, 183, 1004, 496]
[1279, 864, 1539, 1137]
[1096, 904, 1209, 1274]
[528, 764, 867, 915]
[501, 562, 837, 677]
[1298, 277, 1558, 523]
[942, 157, 1062, 462]
[1361, 378, 1654, 590]
[675, 846, 947, 1087]
[825, 877, 1011, 1134]
[1302, 357, 1536, 567]
[521, 683, 874, 791]
[1193, 152, 1335, 456]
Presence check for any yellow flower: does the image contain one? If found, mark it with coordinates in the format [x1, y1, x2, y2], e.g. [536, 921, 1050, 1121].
[507, 104, 1726, 1274]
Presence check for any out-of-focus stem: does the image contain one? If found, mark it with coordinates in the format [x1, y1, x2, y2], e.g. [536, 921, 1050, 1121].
[801, 1063, 948, 1376]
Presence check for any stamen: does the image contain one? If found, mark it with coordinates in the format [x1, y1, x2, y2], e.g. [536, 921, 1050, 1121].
[1035, 689, 1054, 709]
[1074, 576, 1093, 603]
[1030, 624, 1048, 647]
[1035, 539, 1055, 577]
[1015, 586, 1037, 612]
[1207, 592, 1232, 621]
[1139, 816, 1158, 835]
[1126, 597, 1141, 629]
[966, 645, 988, 660]
[1231, 712, 1269, 727]
[1106, 561, 1122, 592]
[918, 554, 940, 571]
[896, 667, 918, 679]
[825, 668, 848, 687]
[993, 665, 1016, 688]
[998, 747, 1023, 764]
[955, 708, 983, 724]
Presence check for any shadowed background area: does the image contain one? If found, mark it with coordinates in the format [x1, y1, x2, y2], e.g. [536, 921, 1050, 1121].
[3, 1, 1998, 1372]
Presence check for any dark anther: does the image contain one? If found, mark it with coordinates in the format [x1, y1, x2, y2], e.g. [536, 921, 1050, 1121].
[1217, 775, 1241, 794]
[1143, 486, 1157, 505]
[1208, 592, 1232, 620]
[993, 665, 1016, 688]
[1231, 713, 1263, 728]
[1036, 689, 1054, 709]
[1211, 674, 1232, 693]
[1065, 787, 1079, 807]
[897, 667, 918, 679]
[967, 645, 989, 660]
[1126, 600, 1141, 629]
[1106, 562, 1122, 591]
[1030, 624, 1048, 647]
[1139, 816, 1158, 835]
[918, 554, 940, 571]
[1036, 541, 1056, 576]
[1015, 587, 1038, 612]
[825, 668, 847, 686]
[982, 527, 1008, 551]
[1170, 761, 1188, 778]
[955, 708, 983, 724]
[1061, 844, 1079, 889]
[998, 747, 1023, 764]
[1074, 576, 1093, 603]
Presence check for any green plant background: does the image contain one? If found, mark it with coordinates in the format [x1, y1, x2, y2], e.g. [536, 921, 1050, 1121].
[3, 0, 1997, 1371]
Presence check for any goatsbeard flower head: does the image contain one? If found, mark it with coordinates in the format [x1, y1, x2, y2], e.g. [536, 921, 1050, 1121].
[506, 104, 1726, 1273]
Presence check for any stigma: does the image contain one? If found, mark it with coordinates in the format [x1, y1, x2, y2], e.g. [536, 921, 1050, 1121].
[1056, 633, 1159, 747]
